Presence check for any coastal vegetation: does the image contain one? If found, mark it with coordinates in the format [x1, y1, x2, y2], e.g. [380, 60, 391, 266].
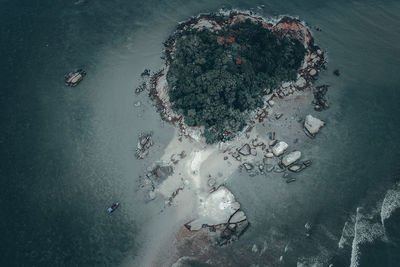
[166, 19, 306, 143]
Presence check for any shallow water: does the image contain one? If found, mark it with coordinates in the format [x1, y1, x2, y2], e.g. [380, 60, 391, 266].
[1, 0, 399, 266]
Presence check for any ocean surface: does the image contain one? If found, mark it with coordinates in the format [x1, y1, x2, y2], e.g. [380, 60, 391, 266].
[1, 0, 399, 266]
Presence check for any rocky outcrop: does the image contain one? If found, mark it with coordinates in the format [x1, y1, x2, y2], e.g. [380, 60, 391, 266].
[185, 186, 249, 246]
[135, 133, 153, 159]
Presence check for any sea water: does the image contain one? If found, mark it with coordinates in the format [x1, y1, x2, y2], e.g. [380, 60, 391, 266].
[1, 0, 399, 266]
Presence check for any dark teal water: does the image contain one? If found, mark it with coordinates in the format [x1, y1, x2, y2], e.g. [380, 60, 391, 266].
[1, 0, 399, 266]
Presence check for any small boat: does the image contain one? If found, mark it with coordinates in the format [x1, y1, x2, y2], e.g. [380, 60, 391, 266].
[65, 69, 86, 86]
[107, 202, 120, 213]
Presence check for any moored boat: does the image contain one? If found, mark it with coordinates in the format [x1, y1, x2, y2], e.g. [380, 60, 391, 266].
[65, 69, 86, 86]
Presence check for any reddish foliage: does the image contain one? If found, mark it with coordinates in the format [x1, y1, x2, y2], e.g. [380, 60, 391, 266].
[227, 37, 235, 43]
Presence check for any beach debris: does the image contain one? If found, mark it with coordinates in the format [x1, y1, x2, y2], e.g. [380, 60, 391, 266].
[281, 151, 302, 167]
[272, 141, 288, 156]
[65, 69, 86, 86]
[304, 115, 325, 136]
[135, 133, 153, 159]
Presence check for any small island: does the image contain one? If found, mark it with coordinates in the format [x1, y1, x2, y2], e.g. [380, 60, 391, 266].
[150, 12, 326, 143]
[139, 11, 329, 266]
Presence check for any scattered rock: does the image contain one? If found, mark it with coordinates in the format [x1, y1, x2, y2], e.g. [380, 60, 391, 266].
[304, 115, 325, 136]
[208, 178, 216, 188]
[269, 139, 277, 147]
[309, 69, 317, 76]
[274, 165, 285, 173]
[238, 144, 251, 156]
[281, 151, 302, 167]
[272, 141, 288, 156]
[275, 113, 283, 120]
[243, 162, 254, 171]
[148, 190, 156, 200]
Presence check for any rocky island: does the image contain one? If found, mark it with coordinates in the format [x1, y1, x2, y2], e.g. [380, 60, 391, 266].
[138, 11, 329, 266]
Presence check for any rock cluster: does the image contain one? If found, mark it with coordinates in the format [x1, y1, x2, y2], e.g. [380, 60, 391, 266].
[135, 133, 153, 159]
[313, 85, 329, 111]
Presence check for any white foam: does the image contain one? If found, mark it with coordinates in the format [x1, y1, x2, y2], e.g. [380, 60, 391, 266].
[380, 188, 400, 226]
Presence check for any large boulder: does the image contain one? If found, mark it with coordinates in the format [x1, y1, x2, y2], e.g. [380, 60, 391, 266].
[304, 115, 325, 136]
[187, 186, 241, 231]
[281, 151, 301, 166]
[272, 141, 288, 156]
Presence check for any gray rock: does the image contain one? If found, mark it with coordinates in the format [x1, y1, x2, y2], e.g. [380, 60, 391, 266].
[272, 141, 288, 156]
[281, 151, 301, 166]
[229, 210, 246, 223]
[243, 162, 254, 171]
[304, 115, 325, 136]
[288, 164, 303, 172]
[238, 144, 251, 156]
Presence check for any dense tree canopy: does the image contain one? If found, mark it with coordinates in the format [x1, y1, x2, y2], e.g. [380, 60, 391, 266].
[166, 19, 306, 143]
